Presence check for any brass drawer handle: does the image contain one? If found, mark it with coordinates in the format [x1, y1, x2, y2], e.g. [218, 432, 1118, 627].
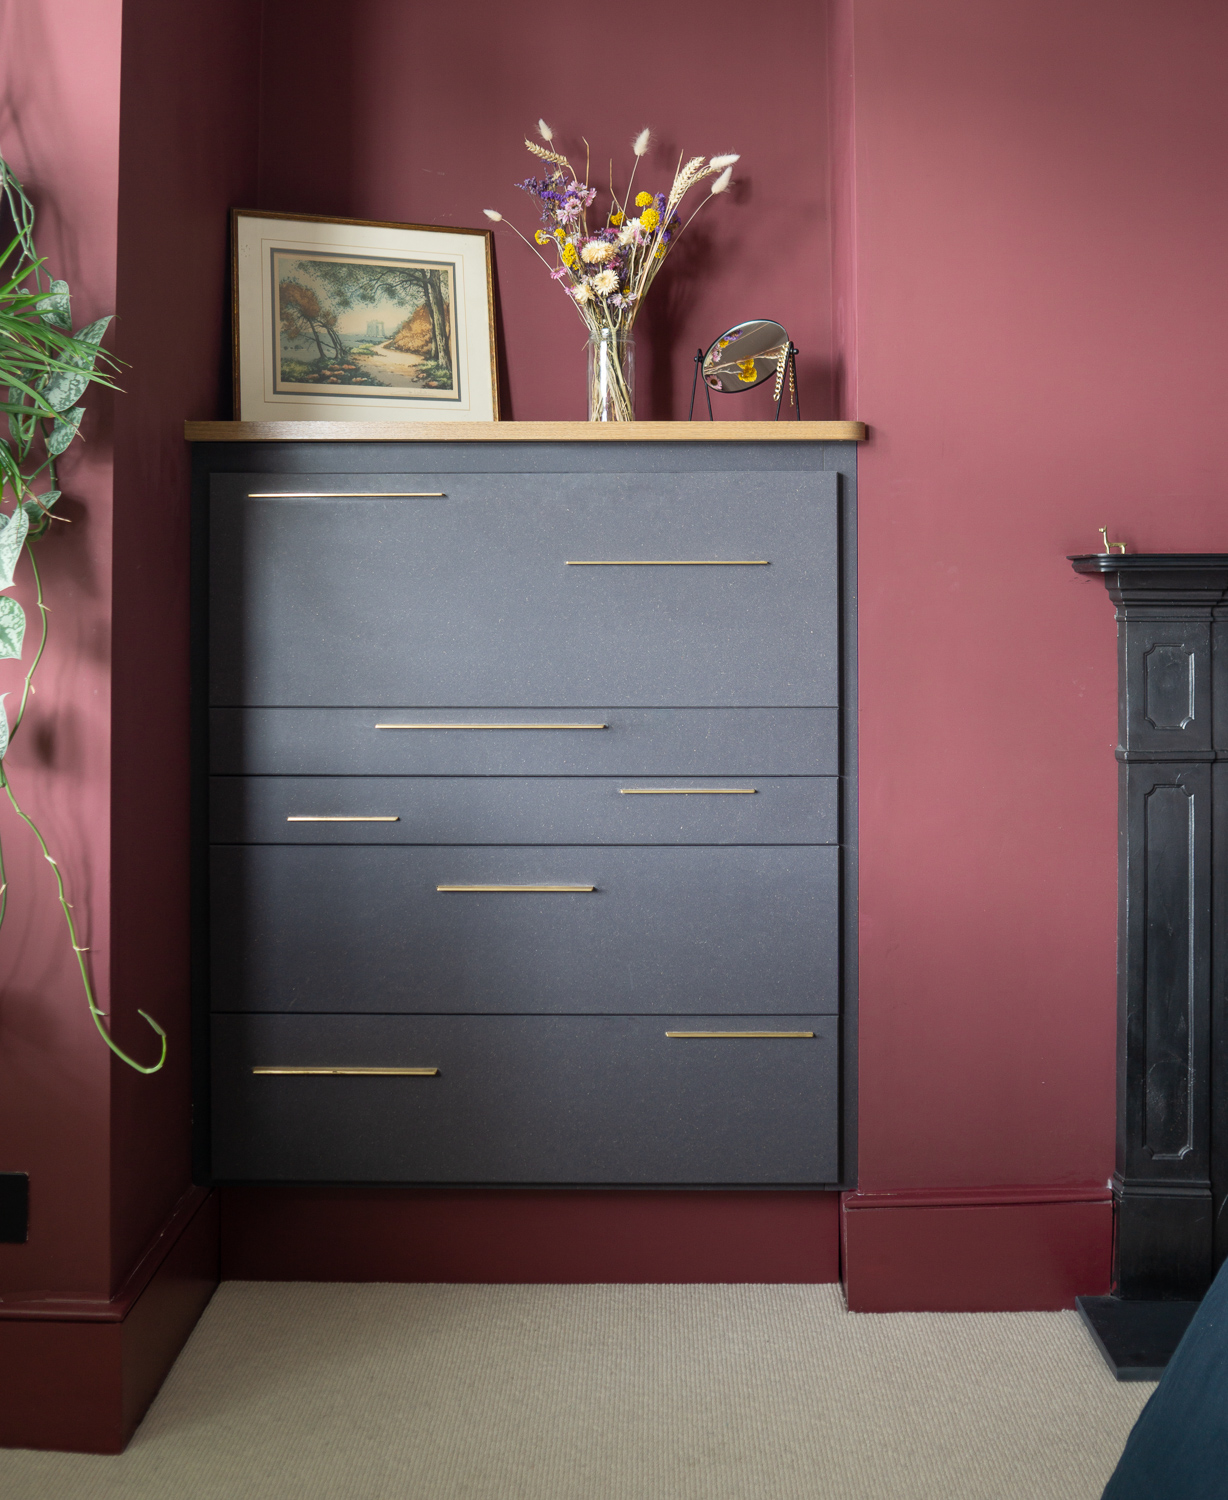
[252, 1066, 439, 1076]
[287, 815, 400, 822]
[619, 788, 756, 795]
[375, 722, 607, 730]
[665, 1031, 815, 1039]
[437, 883, 596, 892]
[565, 559, 768, 566]
[247, 491, 446, 498]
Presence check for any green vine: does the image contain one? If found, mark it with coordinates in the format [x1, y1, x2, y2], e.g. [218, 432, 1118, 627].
[0, 153, 165, 1073]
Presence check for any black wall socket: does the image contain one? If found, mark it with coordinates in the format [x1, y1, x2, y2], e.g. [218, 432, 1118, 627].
[0, 1173, 30, 1243]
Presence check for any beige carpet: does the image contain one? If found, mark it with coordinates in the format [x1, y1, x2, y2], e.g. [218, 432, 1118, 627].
[0, 1283, 1148, 1499]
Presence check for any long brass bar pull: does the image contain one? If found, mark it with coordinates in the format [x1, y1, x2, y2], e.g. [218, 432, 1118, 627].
[436, 884, 596, 893]
[375, 722, 608, 730]
[619, 788, 756, 796]
[253, 1066, 439, 1076]
[665, 1031, 815, 1039]
[565, 559, 769, 566]
[247, 491, 446, 498]
[287, 816, 400, 822]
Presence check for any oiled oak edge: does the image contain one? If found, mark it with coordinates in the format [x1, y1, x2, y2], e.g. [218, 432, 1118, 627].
[185, 419, 868, 443]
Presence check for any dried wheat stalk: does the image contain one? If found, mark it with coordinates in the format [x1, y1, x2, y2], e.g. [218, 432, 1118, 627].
[523, 139, 572, 170]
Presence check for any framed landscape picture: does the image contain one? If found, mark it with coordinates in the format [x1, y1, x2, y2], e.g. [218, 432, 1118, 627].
[232, 210, 499, 422]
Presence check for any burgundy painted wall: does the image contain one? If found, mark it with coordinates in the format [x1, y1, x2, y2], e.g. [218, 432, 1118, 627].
[244, 0, 846, 1280]
[842, 0, 1228, 1255]
[0, 0, 123, 1302]
[0, 0, 258, 1316]
[10, 0, 1228, 1348]
[256, 0, 835, 421]
[109, 0, 260, 1291]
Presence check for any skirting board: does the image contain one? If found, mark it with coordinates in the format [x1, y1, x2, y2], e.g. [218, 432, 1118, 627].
[841, 1188, 1113, 1312]
[221, 1187, 840, 1283]
[0, 1189, 219, 1453]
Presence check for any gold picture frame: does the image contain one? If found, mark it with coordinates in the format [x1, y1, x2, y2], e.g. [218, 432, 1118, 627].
[231, 209, 499, 422]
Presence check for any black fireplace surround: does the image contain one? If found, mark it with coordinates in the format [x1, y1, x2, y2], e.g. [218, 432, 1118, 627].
[1070, 554, 1228, 1375]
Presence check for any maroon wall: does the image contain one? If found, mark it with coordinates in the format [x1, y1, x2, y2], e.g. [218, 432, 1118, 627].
[243, 0, 846, 1282]
[1, 0, 257, 1453]
[9, 0, 1228, 1418]
[0, 0, 123, 1304]
[256, 0, 835, 420]
[839, 0, 1228, 1306]
[109, 0, 261, 1292]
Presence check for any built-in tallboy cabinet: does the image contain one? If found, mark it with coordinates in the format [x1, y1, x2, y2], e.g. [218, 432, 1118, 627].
[189, 421, 862, 1189]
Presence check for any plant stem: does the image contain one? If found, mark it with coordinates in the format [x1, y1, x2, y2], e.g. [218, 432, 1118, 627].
[12, 542, 48, 738]
[0, 761, 167, 1073]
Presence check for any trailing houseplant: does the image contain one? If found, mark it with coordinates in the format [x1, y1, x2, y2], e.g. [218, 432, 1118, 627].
[485, 124, 739, 420]
[0, 153, 165, 1073]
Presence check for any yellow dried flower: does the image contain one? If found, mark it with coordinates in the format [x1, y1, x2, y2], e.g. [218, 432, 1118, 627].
[610, 211, 624, 226]
[561, 241, 578, 267]
[635, 192, 654, 207]
[737, 357, 758, 383]
[654, 245, 666, 259]
[534, 230, 551, 245]
[639, 207, 660, 231]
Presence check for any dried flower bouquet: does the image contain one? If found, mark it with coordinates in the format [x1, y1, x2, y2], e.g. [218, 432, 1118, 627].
[485, 123, 738, 419]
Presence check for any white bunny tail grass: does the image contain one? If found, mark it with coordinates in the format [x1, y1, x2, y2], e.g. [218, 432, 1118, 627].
[710, 166, 734, 195]
[633, 128, 651, 156]
[538, 119, 554, 142]
[483, 209, 503, 221]
[708, 153, 740, 170]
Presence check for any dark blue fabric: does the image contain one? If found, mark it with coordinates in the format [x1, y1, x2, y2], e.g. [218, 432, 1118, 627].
[1102, 1260, 1228, 1499]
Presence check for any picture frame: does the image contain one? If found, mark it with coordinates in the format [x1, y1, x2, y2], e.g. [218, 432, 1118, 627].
[231, 209, 499, 422]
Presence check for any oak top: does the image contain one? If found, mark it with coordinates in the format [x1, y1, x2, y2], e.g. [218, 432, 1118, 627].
[185, 419, 868, 443]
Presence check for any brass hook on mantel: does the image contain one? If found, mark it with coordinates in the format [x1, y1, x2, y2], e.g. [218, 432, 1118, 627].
[1099, 527, 1127, 555]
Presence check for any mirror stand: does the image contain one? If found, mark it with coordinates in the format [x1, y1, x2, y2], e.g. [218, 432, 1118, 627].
[688, 323, 802, 421]
[689, 348, 715, 421]
[774, 344, 801, 422]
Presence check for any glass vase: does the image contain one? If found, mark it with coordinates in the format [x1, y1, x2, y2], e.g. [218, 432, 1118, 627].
[586, 329, 635, 422]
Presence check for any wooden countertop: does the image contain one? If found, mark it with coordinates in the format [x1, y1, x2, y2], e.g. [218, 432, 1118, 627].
[185, 419, 867, 443]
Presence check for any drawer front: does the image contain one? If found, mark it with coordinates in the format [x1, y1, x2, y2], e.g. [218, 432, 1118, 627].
[211, 776, 838, 845]
[210, 707, 839, 776]
[208, 470, 838, 707]
[210, 845, 839, 1015]
[210, 1013, 839, 1184]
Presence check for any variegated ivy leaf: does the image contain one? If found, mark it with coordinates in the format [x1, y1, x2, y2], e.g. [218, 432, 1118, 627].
[0, 595, 25, 660]
[36, 279, 72, 331]
[73, 315, 112, 348]
[0, 693, 9, 761]
[0, 439, 21, 497]
[0, 503, 28, 590]
[40, 319, 110, 413]
[41, 366, 91, 413]
[46, 406, 84, 456]
[8, 389, 29, 443]
[23, 490, 60, 534]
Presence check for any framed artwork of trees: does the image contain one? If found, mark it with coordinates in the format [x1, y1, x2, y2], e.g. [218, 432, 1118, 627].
[232, 210, 499, 421]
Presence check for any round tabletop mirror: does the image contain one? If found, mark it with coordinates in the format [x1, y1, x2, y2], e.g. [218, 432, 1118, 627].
[702, 319, 789, 393]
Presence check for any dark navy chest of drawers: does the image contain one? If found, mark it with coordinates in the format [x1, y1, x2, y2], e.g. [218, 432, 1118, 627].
[191, 425, 858, 1189]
